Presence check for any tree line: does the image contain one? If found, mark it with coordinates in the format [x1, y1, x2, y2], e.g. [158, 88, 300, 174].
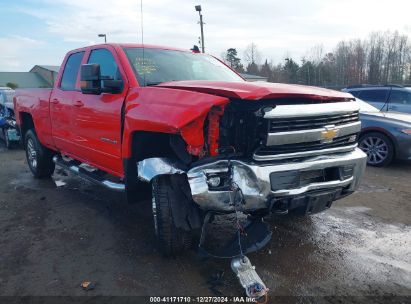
[221, 31, 411, 88]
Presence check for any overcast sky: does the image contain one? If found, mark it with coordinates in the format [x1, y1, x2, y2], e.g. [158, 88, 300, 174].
[1, 0, 411, 71]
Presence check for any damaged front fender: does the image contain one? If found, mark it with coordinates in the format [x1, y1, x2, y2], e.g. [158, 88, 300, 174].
[122, 87, 229, 159]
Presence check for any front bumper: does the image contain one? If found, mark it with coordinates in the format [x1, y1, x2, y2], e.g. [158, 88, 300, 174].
[137, 148, 367, 213]
[186, 148, 366, 212]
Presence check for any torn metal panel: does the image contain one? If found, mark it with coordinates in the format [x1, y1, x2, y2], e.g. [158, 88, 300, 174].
[137, 158, 186, 182]
[187, 160, 265, 212]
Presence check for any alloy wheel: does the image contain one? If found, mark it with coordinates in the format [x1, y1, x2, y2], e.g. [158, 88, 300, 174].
[27, 138, 38, 169]
[359, 136, 389, 165]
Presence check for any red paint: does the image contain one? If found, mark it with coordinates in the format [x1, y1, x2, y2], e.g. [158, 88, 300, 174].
[14, 43, 354, 178]
[207, 106, 225, 157]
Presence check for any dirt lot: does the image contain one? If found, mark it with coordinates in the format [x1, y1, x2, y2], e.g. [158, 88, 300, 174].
[0, 145, 410, 302]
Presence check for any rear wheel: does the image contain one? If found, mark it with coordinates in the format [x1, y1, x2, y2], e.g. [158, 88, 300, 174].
[359, 132, 394, 167]
[151, 174, 193, 256]
[25, 129, 55, 178]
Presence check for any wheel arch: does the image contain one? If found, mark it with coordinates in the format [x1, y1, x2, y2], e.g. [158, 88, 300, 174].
[123, 130, 192, 204]
[19, 112, 35, 145]
[359, 127, 397, 157]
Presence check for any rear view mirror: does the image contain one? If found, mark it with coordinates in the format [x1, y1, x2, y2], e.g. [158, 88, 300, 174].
[80, 64, 102, 95]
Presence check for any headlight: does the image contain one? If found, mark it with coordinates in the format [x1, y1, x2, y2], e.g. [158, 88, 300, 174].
[401, 129, 411, 135]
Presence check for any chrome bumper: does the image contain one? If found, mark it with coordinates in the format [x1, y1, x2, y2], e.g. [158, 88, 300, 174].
[186, 148, 366, 212]
[137, 148, 367, 213]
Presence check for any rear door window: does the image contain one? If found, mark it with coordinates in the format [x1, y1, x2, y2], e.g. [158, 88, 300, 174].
[60, 52, 85, 90]
[388, 90, 411, 105]
[358, 89, 389, 103]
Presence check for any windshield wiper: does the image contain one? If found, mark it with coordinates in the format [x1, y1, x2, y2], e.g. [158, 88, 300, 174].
[145, 80, 179, 86]
[145, 81, 164, 86]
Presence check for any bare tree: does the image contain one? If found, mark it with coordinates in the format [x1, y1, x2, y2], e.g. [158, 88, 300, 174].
[234, 31, 411, 87]
[243, 43, 261, 65]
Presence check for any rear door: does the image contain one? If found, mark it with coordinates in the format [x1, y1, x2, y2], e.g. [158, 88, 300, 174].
[50, 51, 85, 154]
[71, 47, 127, 176]
[387, 89, 411, 113]
[358, 89, 390, 110]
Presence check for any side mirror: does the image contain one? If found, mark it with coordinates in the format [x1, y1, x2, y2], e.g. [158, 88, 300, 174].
[103, 79, 123, 94]
[80, 64, 102, 95]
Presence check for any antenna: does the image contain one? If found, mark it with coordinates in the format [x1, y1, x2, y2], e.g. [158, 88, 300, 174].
[140, 0, 146, 86]
[140, 0, 144, 45]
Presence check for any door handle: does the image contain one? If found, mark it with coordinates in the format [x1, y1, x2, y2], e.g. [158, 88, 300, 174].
[51, 98, 60, 104]
[74, 100, 84, 107]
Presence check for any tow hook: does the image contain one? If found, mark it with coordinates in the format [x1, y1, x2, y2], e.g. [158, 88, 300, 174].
[231, 256, 269, 300]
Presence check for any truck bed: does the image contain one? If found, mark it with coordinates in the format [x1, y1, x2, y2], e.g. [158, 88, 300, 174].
[14, 88, 54, 147]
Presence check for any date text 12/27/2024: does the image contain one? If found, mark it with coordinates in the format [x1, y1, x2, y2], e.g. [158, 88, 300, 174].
[150, 297, 259, 303]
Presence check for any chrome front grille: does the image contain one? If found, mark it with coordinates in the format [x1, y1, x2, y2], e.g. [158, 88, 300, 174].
[269, 111, 359, 132]
[253, 101, 361, 161]
[255, 134, 357, 156]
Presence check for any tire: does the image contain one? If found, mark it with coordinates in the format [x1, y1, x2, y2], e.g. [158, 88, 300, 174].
[3, 128, 12, 149]
[359, 132, 394, 167]
[151, 175, 193, 256]
[24, 129, 55, 178]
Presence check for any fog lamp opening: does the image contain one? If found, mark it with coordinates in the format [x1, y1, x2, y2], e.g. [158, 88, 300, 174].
[340, 164, 355, 180]
[207, 176, 221, 188]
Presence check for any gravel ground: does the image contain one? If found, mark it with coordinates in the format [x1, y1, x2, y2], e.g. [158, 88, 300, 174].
[0, 145, 410, 302]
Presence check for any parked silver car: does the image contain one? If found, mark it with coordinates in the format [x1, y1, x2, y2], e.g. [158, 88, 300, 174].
[358, 98, 411, 166]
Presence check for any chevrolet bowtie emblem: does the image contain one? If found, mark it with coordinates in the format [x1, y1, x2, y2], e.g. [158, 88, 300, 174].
[321, 126, 339, 142]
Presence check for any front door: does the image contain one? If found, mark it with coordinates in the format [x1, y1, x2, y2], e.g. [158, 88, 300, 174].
[387, 89, 411, 114]
[71, 47, 127, 176]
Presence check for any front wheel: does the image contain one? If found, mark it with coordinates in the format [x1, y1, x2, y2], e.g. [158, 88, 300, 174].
[25, 129, 55, 178]
[359, 132, 394, 167]
[151, 175, 193, 256]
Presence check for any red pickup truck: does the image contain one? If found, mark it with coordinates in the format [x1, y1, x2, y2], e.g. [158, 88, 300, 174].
[14, 43, 366, 256]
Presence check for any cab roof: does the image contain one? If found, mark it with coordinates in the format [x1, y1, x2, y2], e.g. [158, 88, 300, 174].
[70, 43, 191, 54]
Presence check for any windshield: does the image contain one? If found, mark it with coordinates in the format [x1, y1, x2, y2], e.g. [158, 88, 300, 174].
[123, 48, 244, 86]
[356, 98, 379, 113]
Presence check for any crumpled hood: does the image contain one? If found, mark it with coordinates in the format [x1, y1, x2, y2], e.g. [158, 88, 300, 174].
[157, 80, 354, 101]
